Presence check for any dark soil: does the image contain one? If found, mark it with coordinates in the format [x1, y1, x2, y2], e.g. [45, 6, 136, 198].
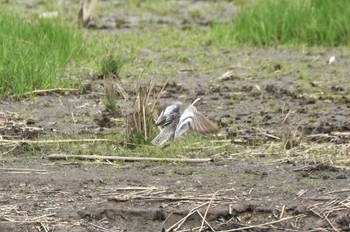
[0, 1, 349, 232]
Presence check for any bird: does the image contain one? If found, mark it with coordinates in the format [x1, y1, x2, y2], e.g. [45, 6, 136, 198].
[78, 0, 98, 27]
[151, 98, 219, 146]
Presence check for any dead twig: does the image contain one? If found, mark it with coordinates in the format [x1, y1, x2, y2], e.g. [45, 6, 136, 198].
[23, 88, 79, 95]
[167, 202, 209, 232]
[279, 205, 285, 219]
[261, 133, 280, 140]
[2, 213, 56, 224]
[218, 215, 305, 232]
[324, 215, 340, 232]
[40, 222, 49, 232]
[161, 212, 173, 229]
[307, 196, 349, 232]
[199, 191, 218, 231]
[325, 189, 350, 195]
[107, 186, 161, 191]
[0, 138, 109, 145]
[0, 144, 18, 155]
[88, 222, 112, 232]
[48, 154, 213, 163]
[0, 167, 46, 172]
[31, 213, 56, 221]
[196, 210, 216, 232]
[108, 195, 236, 202]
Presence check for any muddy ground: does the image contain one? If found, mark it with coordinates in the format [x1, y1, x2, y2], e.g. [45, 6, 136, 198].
[1, 1, 350, 232]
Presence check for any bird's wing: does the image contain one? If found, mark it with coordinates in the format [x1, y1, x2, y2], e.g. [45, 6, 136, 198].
[151, 123, 176, 146]
[155, 103, 181, 126]
[174, 105, 219, 138]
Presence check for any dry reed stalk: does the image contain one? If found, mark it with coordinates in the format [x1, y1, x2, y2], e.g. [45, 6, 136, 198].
[48, 153, 213, 163]
[23, 88, 79, 95]
[0, 138, 108, 145]
[196, 210, 216, 232]
[115, 63, 167, 144]
[78, 0, 98, 27]
[167, 202, 209, 231]
[199, 191, 218, 231]
[281, 108, 302, 150]
[218, 215, 304, 232]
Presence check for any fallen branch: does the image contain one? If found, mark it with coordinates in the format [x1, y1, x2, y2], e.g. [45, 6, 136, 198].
[48, 154, 213, 163]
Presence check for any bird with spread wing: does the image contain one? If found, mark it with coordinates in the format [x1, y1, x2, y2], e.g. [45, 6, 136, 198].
[151, 98, 219, 146]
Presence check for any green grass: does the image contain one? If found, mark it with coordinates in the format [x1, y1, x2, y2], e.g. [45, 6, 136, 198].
[8, 133, 349, 169]
[7, 133, 232, 160]
[99, 52, 129, 77]
[212, 0, 350, 47]
[0, 12, 86, 98]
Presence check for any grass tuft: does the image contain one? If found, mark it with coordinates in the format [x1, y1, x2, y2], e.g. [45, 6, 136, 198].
[99, 51, 129, 77]
[100, 51, 130, 112]
[281, 109, 302, 150]
[212, 0, 350, 47]
[0, 13, 86, 98]
[115, 65, 167, 145]
[125, 81, 158, 145]
[122, 79, 166, 146]
[103, 76, 119, 112]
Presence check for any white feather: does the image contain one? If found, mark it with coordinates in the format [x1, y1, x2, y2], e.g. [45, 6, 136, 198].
[174, 107, 194, 138]
[328, 56, 335, 65]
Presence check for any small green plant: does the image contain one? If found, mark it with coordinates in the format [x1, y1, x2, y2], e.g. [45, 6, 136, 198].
[212, 0, 350, 47]
[103, 75, 118, 112]
[0, 12, 86, 98]
[99, 52, 128, 77]
[100, 51, 130, 112]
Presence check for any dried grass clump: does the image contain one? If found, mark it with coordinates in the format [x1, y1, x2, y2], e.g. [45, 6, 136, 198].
[116, 72, 166, 145]
[281, 109, 302, 150]
[127, 81, 157, 144]
[103, 75, 118, 112]
[78, 0, 98, 27]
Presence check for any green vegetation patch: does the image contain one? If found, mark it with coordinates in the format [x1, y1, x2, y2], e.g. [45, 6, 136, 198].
[212, 0, 350, 47]
[0, 13, 86, 98]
